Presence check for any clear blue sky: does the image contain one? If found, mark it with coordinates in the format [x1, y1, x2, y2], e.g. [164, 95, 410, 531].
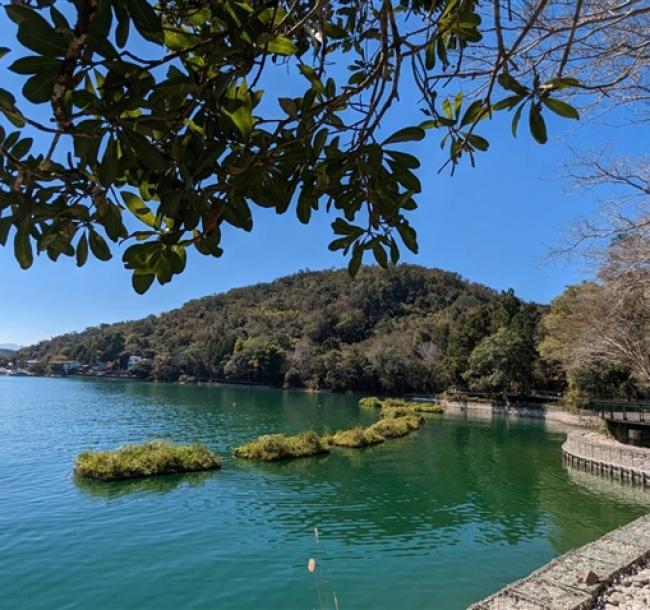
[0, 12, 640, 346]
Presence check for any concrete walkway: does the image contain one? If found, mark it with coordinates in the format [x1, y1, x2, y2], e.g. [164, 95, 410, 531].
[468, 514, 650, 609]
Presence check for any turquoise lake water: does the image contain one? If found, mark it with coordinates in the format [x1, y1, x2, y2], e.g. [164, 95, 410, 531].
[2, 376, 650, 610]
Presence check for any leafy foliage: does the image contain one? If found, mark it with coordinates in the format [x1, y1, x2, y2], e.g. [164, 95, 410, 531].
[0, 1, 583, 290]
[17, 264, 553, 394]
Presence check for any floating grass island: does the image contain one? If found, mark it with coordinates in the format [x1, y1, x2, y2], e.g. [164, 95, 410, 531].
[359, 396, 383, 409]
[234, 397, 438, 463]
[234, 431, 330, 462]
[74, 440, 221, 482]
[368, 414, 424, 438]
[361, 396, 443, 416]
[328, 426, 385, 448]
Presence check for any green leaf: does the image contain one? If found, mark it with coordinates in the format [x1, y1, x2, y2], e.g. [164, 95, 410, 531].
[121, 130, 166, 171]
[0, 47, 10, 60]
[497, 74, 529, 95]
[11, 137, 33, 159]
[22, 72, 57, 104]
[541, 98, 579, 120]
[223, 106, 254, 140]
[511, 104, 524, 137]
[372, 242, 388, 268]
[466, 133, 489, 151]
[383, 127, 426, 145]
[14, 224, 33, 269]
[529, 103, 547, 144]
[125, 0, 163, 43]
[493, 95, 524, 111]
[15, 10, 69, 57]
[460, 100, 488, 127]
[279, 98, 298, 117]
[545, 77, 580, 91]
[264, 35, 297, 56]
[397, 223, 418, 254]
[99, 137, 120, 187]
[76, 233, 88, 267]
[10, 56, 62, 75]
[132, 272, 155, 294]
[122, 192, 156, 228]
[348, 245, 363, 276]
[0, 217, 12, 246]
[88, 230, 112, 261]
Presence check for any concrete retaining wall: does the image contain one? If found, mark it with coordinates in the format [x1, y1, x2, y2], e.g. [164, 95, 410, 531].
[468, 513, 650, 609]
[441, 399, 600, 428]
[563, 430, 650, 486]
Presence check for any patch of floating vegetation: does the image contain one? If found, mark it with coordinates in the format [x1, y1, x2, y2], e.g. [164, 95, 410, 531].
[328, 426, 385, 448]
[361, 396, 444, 416]
[233, 431, 330, 462]
[74, 440, 221, 482]
[368, 414, 425, 438]
[235, 396, 439, 463]
[358, 396, 382, 409]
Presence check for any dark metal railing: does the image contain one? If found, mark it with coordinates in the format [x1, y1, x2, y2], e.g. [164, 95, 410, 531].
[591, 400, 650, 424]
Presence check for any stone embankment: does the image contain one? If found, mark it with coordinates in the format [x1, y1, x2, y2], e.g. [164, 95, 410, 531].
[468, 514, 650, 610]
[593, 560, 650, 610]
[441, 399, 600, 428]
[563, 430, 650, 486]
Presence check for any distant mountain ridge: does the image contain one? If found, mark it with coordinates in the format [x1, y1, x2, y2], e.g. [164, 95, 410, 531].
[17, 265, 547, 394]
[0, 343, 20, 352]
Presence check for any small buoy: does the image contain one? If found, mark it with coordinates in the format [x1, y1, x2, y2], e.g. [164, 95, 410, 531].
[307, 558, 316, 573]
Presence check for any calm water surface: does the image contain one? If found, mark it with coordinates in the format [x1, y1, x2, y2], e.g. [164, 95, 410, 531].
[2, 376, 649, 610]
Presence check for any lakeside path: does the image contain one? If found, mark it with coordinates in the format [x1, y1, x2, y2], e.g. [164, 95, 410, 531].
[468, 513, 650, 610]
[469, 430, 650, 610]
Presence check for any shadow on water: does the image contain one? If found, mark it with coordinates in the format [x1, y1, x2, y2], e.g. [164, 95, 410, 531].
[74, 470, 217, 500]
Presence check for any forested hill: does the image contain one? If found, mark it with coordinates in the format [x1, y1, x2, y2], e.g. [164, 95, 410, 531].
[18, 265, 551, 394]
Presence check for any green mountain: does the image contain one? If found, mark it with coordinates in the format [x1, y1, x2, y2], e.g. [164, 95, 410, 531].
[18, 265, 550, 394]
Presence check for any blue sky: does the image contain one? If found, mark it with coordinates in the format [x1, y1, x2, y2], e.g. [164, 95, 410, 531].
[0, 11, 638, 346]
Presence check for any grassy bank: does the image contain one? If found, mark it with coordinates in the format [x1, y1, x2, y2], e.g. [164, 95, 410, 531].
[234, 431, 330, 461]
[74, 440, 221, 481]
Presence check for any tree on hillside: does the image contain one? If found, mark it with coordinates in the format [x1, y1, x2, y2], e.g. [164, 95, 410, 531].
[0, 1, 648, 291]
[541, 237, 650, 396]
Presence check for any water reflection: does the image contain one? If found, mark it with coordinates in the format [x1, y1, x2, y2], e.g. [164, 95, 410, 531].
[75, 470, 216, 500]
[566, 465, 650, 506]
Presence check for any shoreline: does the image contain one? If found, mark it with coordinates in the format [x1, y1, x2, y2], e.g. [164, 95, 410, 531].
[468, 514, 650, 610]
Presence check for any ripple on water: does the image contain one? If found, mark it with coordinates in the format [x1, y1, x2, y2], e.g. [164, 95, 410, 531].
[2, 376, 650, 610]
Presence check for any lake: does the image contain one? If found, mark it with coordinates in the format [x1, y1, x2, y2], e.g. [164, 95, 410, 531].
[2, 376, 649, 610]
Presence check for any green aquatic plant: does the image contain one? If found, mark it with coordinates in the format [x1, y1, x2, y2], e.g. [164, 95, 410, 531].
[234, 431, 330, 462]
[409, 402, 444, 414]
[358, 396, 382, 409]
[328, 426, 385, 448]
[368, 414, 424, 439]
[376, 398, 443, 418]
[74, 440, 221, 482]
[379, 404, 414, 418]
